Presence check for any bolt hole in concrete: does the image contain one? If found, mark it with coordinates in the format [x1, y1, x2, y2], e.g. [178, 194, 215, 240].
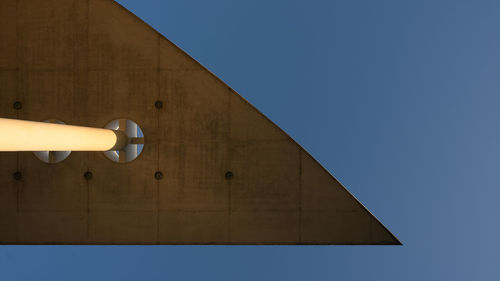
[32, 119, 71, 164]
[103, 119, 144, 163]
[83, 171, 93, 180]
[154, 171, 163, 180]
[13, 101, 22, 110]
[154, 100, 163, 109]
[13, 171, 22, 181]
[84, 171, 93, 180]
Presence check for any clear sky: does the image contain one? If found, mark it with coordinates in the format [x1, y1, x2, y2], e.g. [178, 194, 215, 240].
[1, 0, 499, 280]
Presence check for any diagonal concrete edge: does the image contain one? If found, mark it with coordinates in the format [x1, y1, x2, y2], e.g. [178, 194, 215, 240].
[138, 0, 401, 244]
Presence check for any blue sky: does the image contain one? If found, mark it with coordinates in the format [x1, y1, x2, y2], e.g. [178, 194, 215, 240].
[2, 0, 499, 280]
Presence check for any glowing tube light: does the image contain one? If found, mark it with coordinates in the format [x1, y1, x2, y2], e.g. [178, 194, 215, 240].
[0, 118, 127, 151]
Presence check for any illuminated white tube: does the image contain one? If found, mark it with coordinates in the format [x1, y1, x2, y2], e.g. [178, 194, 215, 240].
[0, 118, 127, 151]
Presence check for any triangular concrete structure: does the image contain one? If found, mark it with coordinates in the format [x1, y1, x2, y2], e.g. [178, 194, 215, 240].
[0, 0, 399, 244]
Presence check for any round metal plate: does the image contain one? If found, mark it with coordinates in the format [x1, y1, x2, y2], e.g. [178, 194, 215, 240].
[103, 119, 144, 163]
[32, 119, 71, 164]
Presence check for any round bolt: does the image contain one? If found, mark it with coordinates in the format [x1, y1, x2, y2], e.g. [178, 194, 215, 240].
[154, 100, 163, 109]
[155, 171, 163, 180]
[13, 171, 22, 181]
[84, 171, 93, 180]
[225, 171, 234, 180]
[13, 101, 22, 110]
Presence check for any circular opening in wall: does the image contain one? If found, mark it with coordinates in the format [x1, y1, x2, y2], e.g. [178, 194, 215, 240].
[33, 119, 71, 164]
[103, 119, 144, 163]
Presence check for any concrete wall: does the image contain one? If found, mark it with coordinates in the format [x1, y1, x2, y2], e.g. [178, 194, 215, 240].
[0, 0, 399, 244]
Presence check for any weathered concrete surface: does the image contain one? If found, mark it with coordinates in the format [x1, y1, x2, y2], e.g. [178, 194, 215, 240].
[0, 0, 400, 244]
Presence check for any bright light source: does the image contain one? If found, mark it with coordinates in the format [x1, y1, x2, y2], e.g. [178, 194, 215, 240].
[0, 118, 123, 151]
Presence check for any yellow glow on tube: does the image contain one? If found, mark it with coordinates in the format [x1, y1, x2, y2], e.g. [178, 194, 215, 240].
[0, 118, 120, 151]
